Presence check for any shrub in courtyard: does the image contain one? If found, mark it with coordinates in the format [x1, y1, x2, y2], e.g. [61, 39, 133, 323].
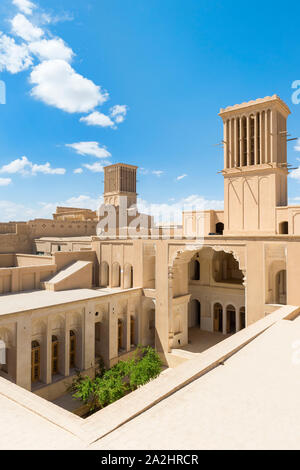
[70, 345, 162, 413]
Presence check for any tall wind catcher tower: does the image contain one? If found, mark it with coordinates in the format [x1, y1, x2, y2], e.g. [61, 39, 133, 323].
[219, 95, 291, 235]
[103, 163, 137, 208]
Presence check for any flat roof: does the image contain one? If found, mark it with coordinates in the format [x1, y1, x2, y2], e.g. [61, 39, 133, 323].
[0, 287, 139, 316]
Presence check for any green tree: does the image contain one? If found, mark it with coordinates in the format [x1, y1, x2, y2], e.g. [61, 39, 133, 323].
[70, 345, 162, 414]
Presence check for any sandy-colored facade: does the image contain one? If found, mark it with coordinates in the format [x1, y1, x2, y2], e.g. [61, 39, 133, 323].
[0, 96, 299, 404]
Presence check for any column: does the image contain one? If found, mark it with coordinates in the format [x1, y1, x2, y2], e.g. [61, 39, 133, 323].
[239, 117, 244, 166]
[239, 117, 243, 167]
[15, 316, 31, 390]
[155, 241, 170, 362]
[83, 303, 95, 371]
[168, 266, 174, 352]
[230, 118, 235, 168]
[254, 113, 258, 165]
[108, 299, 118, 362]
[228, 119, 232, 168]
[246, 115, 251, 166]
[126, 300, 131, 352]
[63, 313, 70, 377]
[271, 109, 278, 163]
[265, 110, 269, 163]
[224, 119, 228, 169]
[260, 111, 264, 163]
[234, 118, 238, 167]
[44, 318, 52, 384]
[236, 309, 241, 332]
[222, 309, 227, 335]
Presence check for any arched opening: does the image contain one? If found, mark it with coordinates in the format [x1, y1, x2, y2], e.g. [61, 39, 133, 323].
[226, 305, 236, 334]
[118, 319, 123, 351]
[52, 335, 59, 376]
[112, 262, 121, 287]
[100, 262, 109, 287]
[213, 251, 243, 284]
[275, 270, 287, 305]
[215, 222, 224, 235]
[31, 340, 40, 383]
[213, 303, 223, 333]
[130, 316, 136, 347]
[239, 307, 246, 330]
[173, 246, 245, 352]
[279, 221, 288, 235]
[188, 299, 201, 328]
[124, 264, 133, 289]
[69, 331, 76, 369]
[190, 257, 200, 281]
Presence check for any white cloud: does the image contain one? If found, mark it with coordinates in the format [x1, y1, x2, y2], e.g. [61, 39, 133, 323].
[0, 178, 12, 186]
[0, 191, 224, 224]
[80, 111, 114, 128]
[11, 14, 43, 42]
[110, 104, 128, 123]
[0, 156, 65, 176]
[31, 162, 66, 175]
[66, 141, 111, 158]
[12, 0, 36, 16]
[35, 195, 102, 219]
[294, 139, 300, 152]
[152, 170, 164, 177]
[176, 174, 187, 181]
[0, 194, 103, 221]
[2, 5, 128, 126]
[73, 168, 83, 174]
[0, 156, 30, 174]
[83, 162, 105, 173]
[29, 59, 108, 113]
[138, 194, 224, 224]
[289, 168, 300, 180]
[29, 38, 74, 62]
[0, 32, 32, 73]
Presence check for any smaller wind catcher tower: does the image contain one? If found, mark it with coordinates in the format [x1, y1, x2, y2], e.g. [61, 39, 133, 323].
[219, 95, 291, 235]
[103, 163, 138, 208]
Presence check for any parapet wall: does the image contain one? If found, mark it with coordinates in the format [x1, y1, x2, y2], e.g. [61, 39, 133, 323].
[0, 232, 32, 254]
[27, 219, 98, 238]
[0, 253, 53, 267]
[0, 263, 57, 294]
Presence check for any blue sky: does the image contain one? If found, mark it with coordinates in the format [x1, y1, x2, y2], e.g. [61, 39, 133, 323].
[0, 0, 300, 221]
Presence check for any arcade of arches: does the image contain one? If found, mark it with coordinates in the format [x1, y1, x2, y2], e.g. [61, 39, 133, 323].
[187, 248, 245, 339]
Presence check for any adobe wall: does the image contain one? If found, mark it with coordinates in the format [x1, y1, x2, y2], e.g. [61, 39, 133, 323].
[0, 254, 15, 267]
[53, 251, 98, 286]
[0, 232, 32, 254]
[15, 254, 54, 267]
[0, 264, 57, 294]
[27, 219, 98, 238]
